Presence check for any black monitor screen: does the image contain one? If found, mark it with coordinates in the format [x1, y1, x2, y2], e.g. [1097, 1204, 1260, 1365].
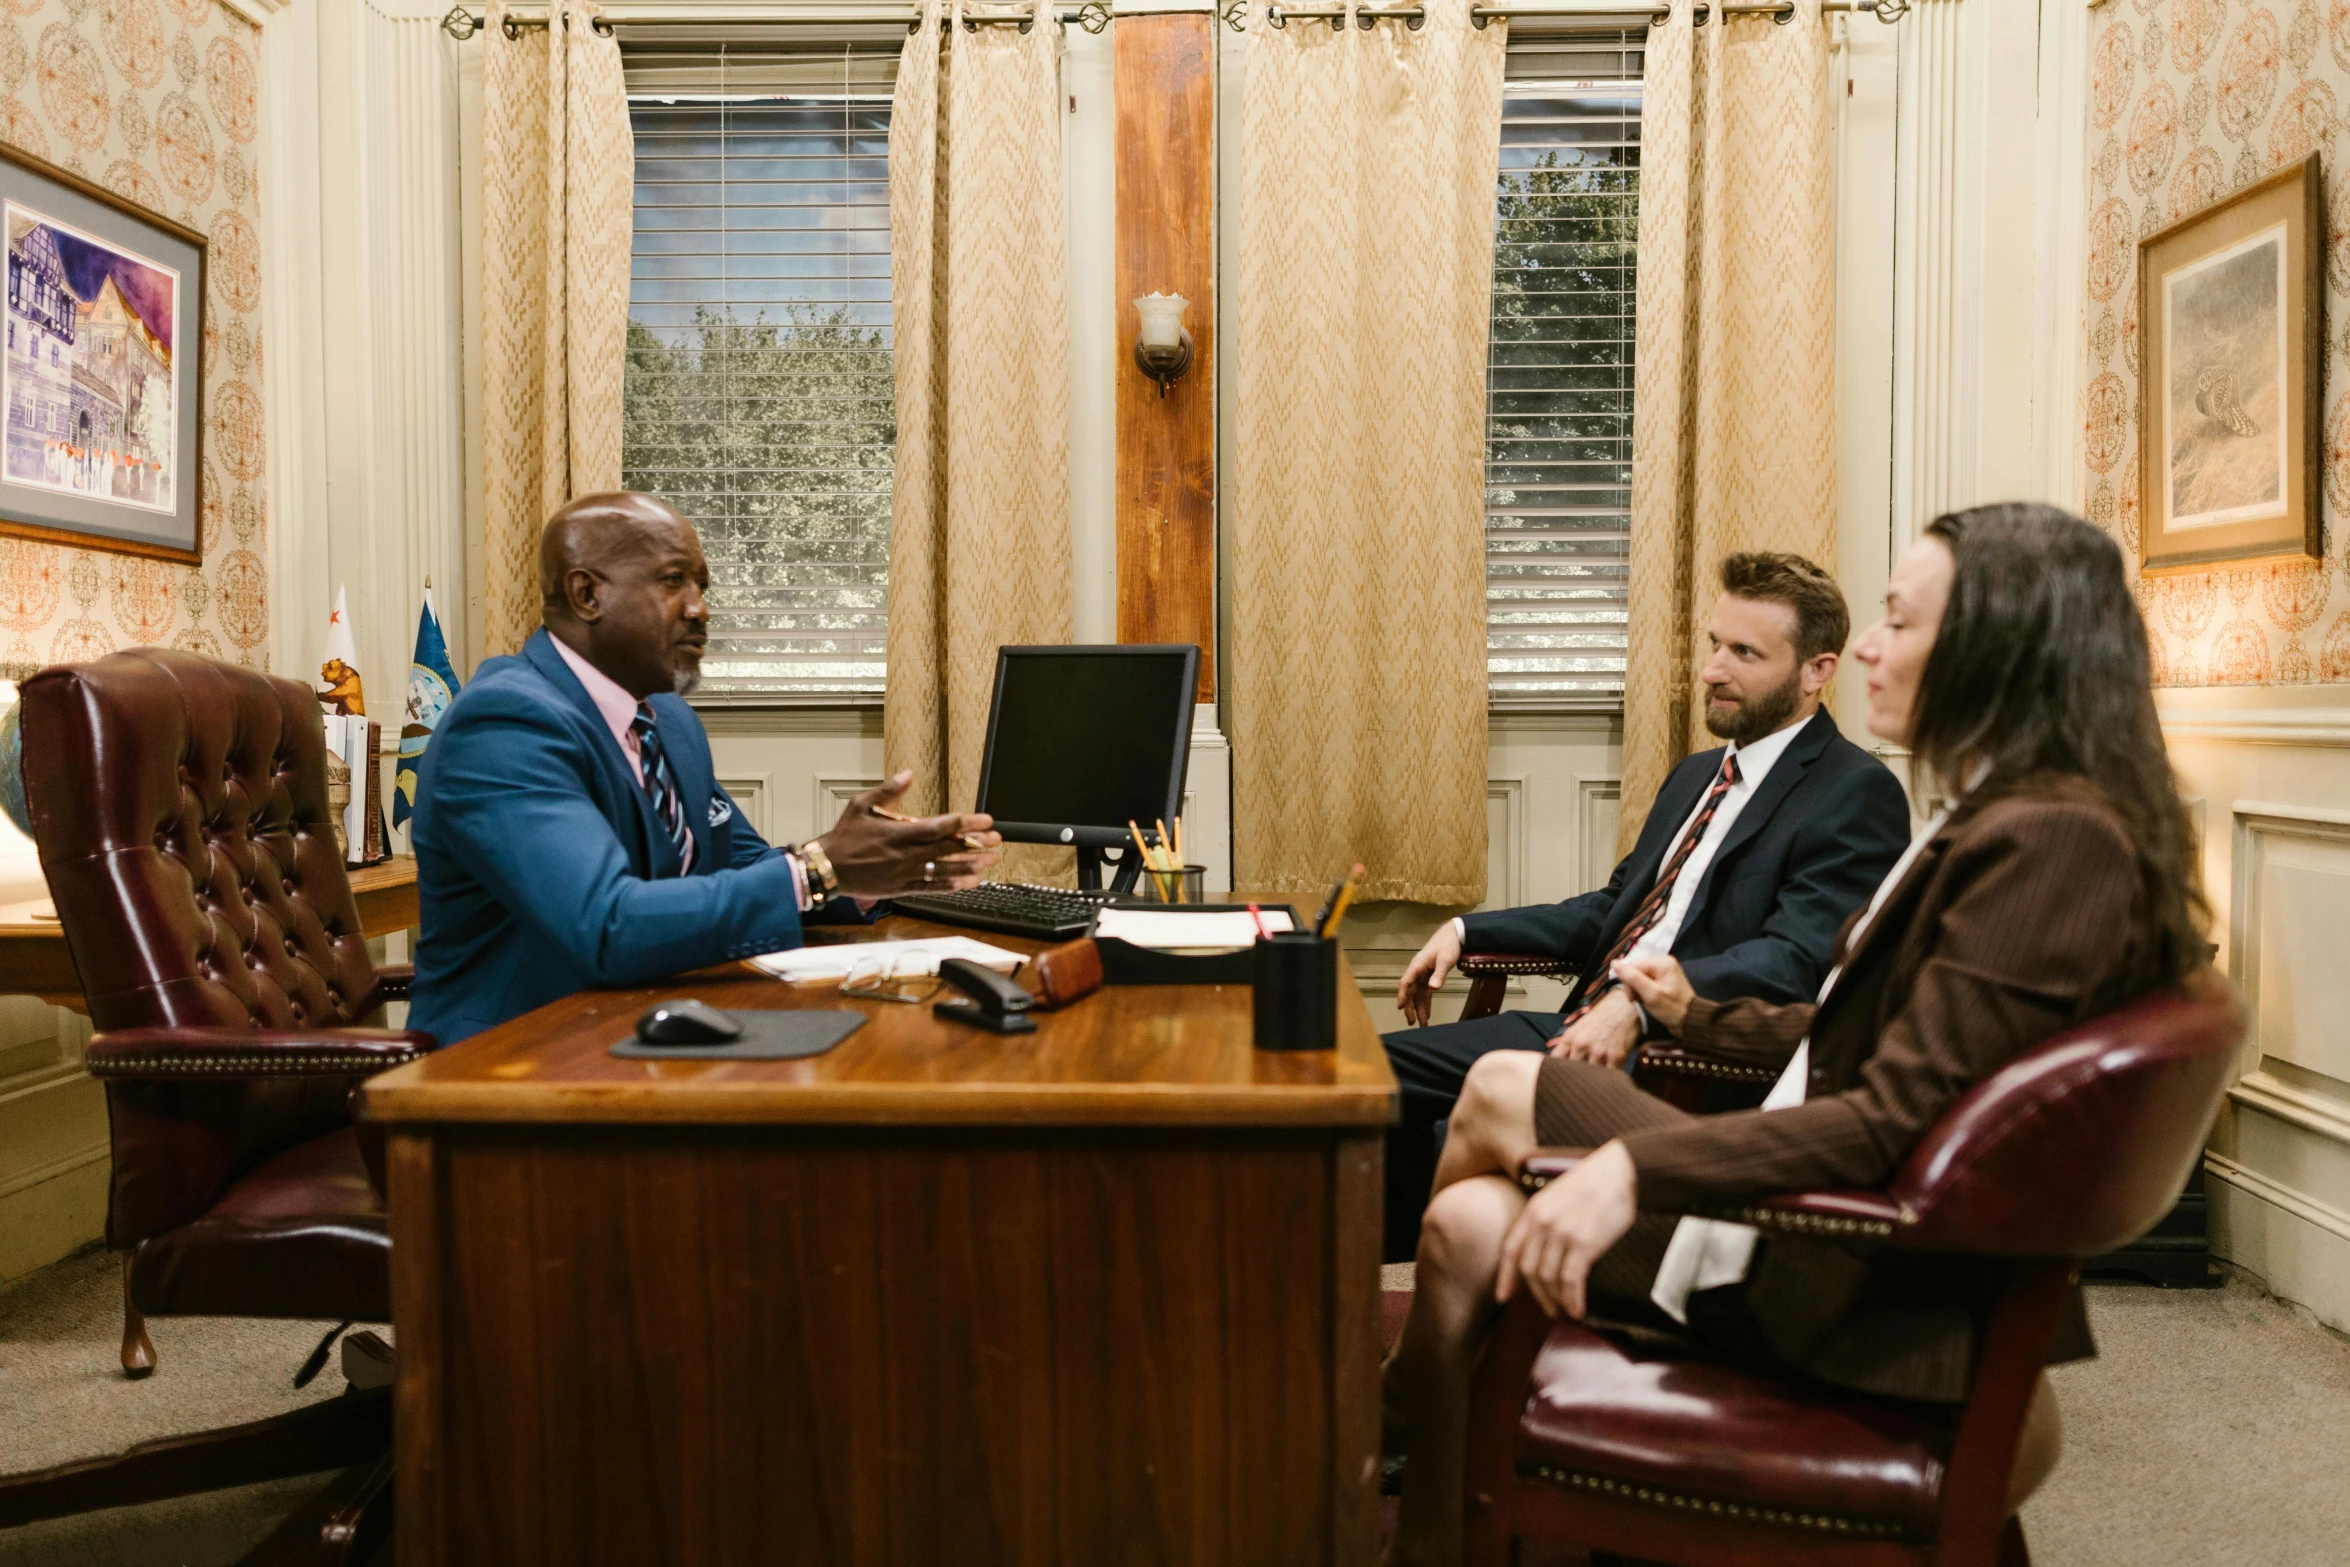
[975, 646, 1197, 845]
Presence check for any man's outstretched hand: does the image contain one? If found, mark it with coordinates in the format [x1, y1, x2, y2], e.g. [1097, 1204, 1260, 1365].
[812, 771, 1000, 898]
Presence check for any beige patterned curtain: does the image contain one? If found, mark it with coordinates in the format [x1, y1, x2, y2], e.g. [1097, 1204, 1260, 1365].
[884, 0, 1075, 827]
[1618, 0, 1835, 852]
[480, 0, 634, 657]
[1228, 0, 1504, 906]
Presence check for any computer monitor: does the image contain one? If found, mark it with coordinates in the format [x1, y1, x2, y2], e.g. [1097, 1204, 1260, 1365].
[973, 645, 1199, 891]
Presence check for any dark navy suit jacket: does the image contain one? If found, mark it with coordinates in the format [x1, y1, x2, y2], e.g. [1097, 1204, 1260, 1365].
[1459, 709, 1911, 1018]
[409, 629, 829, 1045]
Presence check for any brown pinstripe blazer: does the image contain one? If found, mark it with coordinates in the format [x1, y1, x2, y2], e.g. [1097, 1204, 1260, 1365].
[1619, 787, 2172, 1402]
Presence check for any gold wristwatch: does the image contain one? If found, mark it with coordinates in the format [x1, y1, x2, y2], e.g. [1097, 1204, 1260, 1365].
[798, 838, 840, 902]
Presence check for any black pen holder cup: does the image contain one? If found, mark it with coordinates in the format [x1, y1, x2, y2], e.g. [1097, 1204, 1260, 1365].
[1252, 932, 1338, 1052]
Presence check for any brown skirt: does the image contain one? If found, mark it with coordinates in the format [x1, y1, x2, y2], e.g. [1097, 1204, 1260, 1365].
[1528, 1055, 1693, 1313]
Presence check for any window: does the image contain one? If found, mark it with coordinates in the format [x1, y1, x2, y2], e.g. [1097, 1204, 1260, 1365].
[1486, 33, 1641, 706]
[622, 40, 901, 699]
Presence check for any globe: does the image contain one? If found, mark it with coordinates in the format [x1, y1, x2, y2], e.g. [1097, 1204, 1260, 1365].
[0, 700, 29, 838]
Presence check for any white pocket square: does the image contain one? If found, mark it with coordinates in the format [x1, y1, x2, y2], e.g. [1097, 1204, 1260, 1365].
[708, 797, 733, 828]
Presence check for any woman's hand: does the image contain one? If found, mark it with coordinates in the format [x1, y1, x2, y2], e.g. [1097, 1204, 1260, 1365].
[1495, 1140, 1639, 1320]
[1610, 953, 1696, 1034]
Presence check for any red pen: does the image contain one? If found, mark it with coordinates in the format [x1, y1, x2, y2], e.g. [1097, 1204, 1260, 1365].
[1247, 902, 1272, 940]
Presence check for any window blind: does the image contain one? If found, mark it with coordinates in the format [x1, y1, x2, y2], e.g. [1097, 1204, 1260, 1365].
[621, 40, 900, 699]
[1487, 32, 1642, 706]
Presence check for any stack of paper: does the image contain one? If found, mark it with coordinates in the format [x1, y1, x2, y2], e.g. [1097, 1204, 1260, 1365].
[749, 936, 1025, 984]
[1091, 906, 1295, 953]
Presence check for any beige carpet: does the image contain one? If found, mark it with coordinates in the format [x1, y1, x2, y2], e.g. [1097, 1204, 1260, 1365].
[2024, 1273, 2350, 1566]
[0, 1245, 367, 1567]
[4, 1251, 2346, 1563]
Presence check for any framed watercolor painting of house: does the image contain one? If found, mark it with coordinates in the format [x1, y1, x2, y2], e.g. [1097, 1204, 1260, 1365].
[2136, 155, 2323, 575]
[0, 143, 205, 565]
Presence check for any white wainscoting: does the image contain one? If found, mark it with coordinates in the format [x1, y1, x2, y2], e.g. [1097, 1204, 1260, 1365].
[0, 999, 102, 1287]
[2161, 686, 2350, 1334]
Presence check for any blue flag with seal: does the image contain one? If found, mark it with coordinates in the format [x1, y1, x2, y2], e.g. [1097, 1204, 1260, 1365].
[392, 586, 461, 831]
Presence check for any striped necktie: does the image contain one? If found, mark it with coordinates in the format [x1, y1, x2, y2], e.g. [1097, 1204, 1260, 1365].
[630, 704, 694, 876]
[1561, 749, 1741, 1023]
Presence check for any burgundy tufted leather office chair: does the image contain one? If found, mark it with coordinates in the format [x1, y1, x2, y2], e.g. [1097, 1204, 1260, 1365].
[1459, 974, 2244, 1567]
[0, 649, 430, 1537]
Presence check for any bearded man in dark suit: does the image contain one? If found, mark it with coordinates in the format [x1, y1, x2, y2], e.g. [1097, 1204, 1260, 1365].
[1379, 553, 1911, 1261]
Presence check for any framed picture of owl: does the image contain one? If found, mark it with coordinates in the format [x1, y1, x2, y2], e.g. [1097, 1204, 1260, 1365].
[2137, 154, 2323, 575]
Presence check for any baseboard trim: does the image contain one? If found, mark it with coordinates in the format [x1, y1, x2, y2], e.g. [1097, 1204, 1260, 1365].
[0, 1138, 106, 1203]
[2228, 1072, 2350, 1149]
[2203, 1150, 2350, 1334]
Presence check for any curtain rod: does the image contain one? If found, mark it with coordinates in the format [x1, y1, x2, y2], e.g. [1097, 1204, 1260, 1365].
[439, 0, 1911, 39]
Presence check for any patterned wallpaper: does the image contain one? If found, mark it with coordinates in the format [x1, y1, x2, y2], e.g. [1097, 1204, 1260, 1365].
[2086, 0, 2350, 685]
[0, 0, 264, 679]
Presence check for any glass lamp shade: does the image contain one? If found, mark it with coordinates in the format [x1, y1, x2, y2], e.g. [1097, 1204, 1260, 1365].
[1134, 293, 1189, 350]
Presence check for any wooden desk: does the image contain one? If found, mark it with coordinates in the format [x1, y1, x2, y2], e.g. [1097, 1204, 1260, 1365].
[0, 856, 420, 1009]
[363, 915, 1397, 1567]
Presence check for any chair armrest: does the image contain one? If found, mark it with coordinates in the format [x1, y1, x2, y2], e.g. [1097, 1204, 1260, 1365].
[1457, 953, 1578, 980]
[370, 965, 413, 1003]
[1632, 1045, 1779, 1086]
[1516, 1151, 1916, 1245]
[87, 1027, 434, 1083]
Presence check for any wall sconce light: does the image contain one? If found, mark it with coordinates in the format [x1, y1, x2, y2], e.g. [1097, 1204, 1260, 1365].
[1133, 293, 1193, 397]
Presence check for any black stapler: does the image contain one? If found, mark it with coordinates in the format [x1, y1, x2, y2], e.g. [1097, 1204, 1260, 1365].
[933, 957, 1037, 1034]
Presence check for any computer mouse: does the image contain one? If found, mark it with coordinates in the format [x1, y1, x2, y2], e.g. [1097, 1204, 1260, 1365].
[635, 998, 744, 1046]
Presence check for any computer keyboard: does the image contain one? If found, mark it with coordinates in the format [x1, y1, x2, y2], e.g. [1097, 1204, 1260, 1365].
[888, 882, 1117, 941]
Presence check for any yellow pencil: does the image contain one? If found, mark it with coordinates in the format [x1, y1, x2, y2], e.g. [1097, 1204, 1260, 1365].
[1127, 819, 1156, 871]
[1319, 863, 1365, 939]
[1172, 815, 1185, 866]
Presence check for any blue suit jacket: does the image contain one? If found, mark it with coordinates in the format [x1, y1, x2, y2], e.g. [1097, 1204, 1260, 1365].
[1459, 709, 1911, 1020]
[408, 630, 813, 1045]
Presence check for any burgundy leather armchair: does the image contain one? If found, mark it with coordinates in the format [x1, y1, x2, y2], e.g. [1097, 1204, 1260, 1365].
[0, 649, 428, 1538]
[1460, 975, 2244, 1567]
[1456, 951, 1779, 1111]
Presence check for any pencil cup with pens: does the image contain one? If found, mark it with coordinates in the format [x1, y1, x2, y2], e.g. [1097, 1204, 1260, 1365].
[1125, 817, 1203, 904]
[1249, 862, 1360, 1053]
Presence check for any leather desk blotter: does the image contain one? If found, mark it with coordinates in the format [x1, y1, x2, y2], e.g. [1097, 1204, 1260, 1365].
[609, 1009, 867, 1061]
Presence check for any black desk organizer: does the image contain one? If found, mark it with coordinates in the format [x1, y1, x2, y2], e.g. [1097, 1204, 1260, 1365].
[1090, 904, 1303, 986]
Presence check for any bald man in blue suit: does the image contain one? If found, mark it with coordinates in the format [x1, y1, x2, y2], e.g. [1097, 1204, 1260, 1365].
[408, 493, 998, 1046]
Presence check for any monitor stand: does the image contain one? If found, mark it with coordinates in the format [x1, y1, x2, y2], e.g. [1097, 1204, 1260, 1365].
[1078, 844, 1144, 896]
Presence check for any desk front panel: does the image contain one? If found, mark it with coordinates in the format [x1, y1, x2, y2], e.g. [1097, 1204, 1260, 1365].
[389, 1121, 1383, 1567]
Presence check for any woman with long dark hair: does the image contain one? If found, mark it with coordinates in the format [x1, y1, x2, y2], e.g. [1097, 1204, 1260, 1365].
[1381, 504, 2210, 1565]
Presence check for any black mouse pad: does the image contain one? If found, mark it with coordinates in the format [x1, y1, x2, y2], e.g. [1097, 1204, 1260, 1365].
[609, 1008, 866, 1061]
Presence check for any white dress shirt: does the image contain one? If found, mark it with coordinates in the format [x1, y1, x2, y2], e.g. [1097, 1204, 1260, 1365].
[1622, 713, 1808, 966]
[1647, 801, 1954, 1323]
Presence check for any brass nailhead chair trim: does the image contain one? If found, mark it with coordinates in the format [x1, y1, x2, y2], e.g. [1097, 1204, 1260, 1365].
[1520, 1463, 1919, 1541]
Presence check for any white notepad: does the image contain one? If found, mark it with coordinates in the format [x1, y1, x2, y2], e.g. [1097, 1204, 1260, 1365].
[1091, 906, 1296, 952]
[749, 936, 1026, 984]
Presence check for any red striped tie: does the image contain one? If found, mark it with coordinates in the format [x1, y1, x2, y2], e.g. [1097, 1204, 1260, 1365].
[1561, 749, 1741, 1024]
